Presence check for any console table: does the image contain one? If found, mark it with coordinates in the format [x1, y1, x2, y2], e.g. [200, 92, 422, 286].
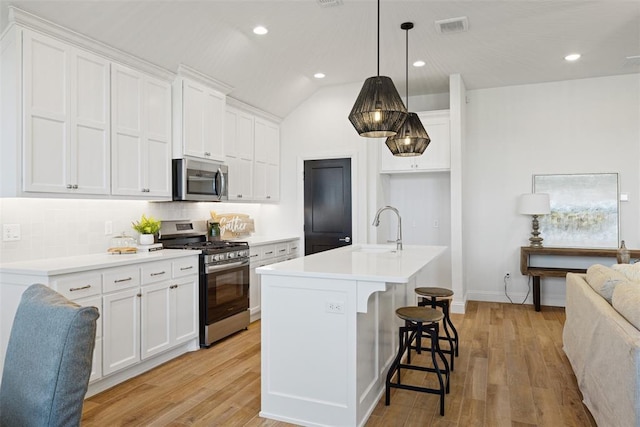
[519, 246, 640, 311]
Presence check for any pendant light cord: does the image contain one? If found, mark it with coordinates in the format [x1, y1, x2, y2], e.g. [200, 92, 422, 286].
[377, 0, 380, 76]
[405, 25, 409, 110]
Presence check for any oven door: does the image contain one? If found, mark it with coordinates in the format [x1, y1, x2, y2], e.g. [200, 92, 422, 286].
[203, 259, 249, 325]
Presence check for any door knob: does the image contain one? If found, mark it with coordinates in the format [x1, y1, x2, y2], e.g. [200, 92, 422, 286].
[339, 237, 351, 243]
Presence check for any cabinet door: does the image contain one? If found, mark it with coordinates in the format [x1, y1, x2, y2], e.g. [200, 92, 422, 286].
[74, 294, 103, 383]
[111, 64, 143, 195]
[143, 77, 171, 197]
[413, 112, 450, 171]
[140, 281, 172, 359]
[71, 49, 110, 194]
[111, 64, 171, 198]
[22, 30, 69, 193]
[103, 287, 140, 375]
[380, 110, 450, 173]
[173, 276, 198, 344]
[182, 79, 225, 161]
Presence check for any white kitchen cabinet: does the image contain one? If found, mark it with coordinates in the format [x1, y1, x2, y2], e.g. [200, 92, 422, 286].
[22, 29, 110, 195]
[224, 107, 254, 200]
[111, 63, 172, 199]
[253, 117, 280, 201]
[51, 273, 103, 382]
[380, 110, 451, 173]
[174, 77, 226, 162]
[248, 239, 299, 321]
[140, 258, 198, 360]
[103, 286, 141, 375]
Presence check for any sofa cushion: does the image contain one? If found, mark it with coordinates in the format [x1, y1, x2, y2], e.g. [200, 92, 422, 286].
[612, 282, 640, 331]
[586, 264, 628, 303]
[612, 263, 640, 282]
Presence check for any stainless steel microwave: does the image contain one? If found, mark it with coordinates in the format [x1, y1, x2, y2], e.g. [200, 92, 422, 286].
[172, 159, 228, 202]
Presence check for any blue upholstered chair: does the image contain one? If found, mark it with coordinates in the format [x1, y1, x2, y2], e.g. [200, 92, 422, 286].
[0, 284, 99, 427]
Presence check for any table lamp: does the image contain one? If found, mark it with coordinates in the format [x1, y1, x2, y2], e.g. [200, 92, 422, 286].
[518, 193, 551, 247]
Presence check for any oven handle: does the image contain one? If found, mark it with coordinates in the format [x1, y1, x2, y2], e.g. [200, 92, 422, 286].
[205, 259, 249, 273]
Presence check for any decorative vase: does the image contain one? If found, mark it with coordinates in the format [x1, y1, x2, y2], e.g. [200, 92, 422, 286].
[139, 234, 154, 245]
[617, 240, 631, 264]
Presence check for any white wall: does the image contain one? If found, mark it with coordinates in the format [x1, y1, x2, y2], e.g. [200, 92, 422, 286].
[0, 198, 266, 263]
[464, 74, 640, 306]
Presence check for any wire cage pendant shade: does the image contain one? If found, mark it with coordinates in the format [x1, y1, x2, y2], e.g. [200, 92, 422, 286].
[385, 22, 430, 156]
[348, 0, 407, 138]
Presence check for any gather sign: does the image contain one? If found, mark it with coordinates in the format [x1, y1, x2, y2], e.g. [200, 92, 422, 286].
[210, 211, 255, 239]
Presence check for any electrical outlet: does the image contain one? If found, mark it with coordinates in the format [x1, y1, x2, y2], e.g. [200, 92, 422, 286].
[325, 301, 345, 314]
[505, 272, 511, 279]
[3, 224, 21, 241]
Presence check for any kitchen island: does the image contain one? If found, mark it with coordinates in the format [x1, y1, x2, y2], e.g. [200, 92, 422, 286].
[257, 244, 447, 427]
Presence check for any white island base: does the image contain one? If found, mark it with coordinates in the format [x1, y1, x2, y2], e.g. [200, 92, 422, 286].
[257, 244, 446, 427]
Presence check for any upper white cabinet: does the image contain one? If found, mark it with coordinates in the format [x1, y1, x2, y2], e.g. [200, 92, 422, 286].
[224, 106, 254, 200]
[173, 76, 226, 162]
[22, 29, 110, 195]
[380, 110, 451, 173]
[111, 63, 172, 198]
[253, 117, 280, 202]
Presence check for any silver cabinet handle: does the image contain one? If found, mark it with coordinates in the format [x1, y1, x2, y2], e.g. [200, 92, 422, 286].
[180, 266, 193, 271]
[339, 237, 351, 243]
[114, 277, 132, 283]
[69, 285, 91, 292]
[150, 271, 166, 276]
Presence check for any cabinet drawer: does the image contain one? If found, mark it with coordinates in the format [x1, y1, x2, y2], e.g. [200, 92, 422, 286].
[275, 243, 287, 258]
[103, 267, 140, 293]
[172, 257, 199, 278]
[51, 272, 102, 300]
[141, 261, 171, 285]
[287, 241, 300, 256]
[260, 244, 276, 259]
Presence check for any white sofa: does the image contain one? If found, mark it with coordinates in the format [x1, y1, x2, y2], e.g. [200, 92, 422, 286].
[564, 266, 640, 427]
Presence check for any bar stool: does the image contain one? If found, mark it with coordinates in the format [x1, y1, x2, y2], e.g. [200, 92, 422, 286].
[415, 287, 459, 371]
[385, 306, 450, 416]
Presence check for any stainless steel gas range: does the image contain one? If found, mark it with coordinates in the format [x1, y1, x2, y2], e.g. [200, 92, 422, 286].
[158, 220, 250, 347]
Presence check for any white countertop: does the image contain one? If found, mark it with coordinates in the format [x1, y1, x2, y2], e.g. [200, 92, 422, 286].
[0, 249, 200, 276]
[257, 244, 446, 282]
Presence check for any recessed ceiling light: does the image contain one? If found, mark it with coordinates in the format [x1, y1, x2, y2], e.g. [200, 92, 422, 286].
[314, 73, 326, 79]
[253, 26, 268, 35]
[413, 60, 426, 67]
[564, 53, 581, 61]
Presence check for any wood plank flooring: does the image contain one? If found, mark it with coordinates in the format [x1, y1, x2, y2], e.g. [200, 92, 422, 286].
[81, 301, 597, 426]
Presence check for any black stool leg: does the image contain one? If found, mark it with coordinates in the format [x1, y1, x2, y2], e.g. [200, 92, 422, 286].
[443, 300, 459, 357]
[429, 324, 446, 416]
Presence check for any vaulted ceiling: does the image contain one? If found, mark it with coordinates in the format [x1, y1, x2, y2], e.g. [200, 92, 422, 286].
[2, 1, 639, 119]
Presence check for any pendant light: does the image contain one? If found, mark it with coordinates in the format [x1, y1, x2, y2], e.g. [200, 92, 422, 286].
[385, 22, 430, 156]
[348, 0, 407, 138]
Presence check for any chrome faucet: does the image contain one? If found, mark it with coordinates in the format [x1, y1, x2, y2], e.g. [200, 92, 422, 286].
[372, 206, 403, 250]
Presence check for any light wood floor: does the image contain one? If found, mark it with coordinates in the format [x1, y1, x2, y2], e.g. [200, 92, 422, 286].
[81, 301, 597, 426]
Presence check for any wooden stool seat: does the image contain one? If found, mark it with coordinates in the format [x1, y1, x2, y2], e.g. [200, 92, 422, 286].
[396, 306, 444, 324]
[415, 286, 460, 370]
[415, 287, 453, 298]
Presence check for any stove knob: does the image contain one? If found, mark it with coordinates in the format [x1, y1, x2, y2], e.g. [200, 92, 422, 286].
[228, 252, 236, 259]
[214, 254, 223, 261]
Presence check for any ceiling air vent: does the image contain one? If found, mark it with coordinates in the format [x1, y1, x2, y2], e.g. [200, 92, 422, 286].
[317, 0, 343, 7]
[435, 16, 469, 34]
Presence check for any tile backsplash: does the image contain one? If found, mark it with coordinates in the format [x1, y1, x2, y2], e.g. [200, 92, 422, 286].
[0, 198, 265, 263]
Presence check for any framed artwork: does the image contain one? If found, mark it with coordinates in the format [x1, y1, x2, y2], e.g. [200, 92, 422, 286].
[533, 173, 619, 248]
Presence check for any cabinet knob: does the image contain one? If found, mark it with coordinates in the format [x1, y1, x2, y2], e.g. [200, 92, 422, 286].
[72, 184, 78, 189]
[66, 184, 73, 189]
[137, 293, 142, 298]
[266, 195, 271, 199]
[237, 194, 243, 198]
[204, 152, 211, 157]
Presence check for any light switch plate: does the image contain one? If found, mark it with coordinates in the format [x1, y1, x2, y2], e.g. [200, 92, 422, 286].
[3, 224, 21, 241]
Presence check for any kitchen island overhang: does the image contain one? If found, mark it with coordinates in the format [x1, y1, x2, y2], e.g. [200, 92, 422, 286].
[257, 244, 447, 427]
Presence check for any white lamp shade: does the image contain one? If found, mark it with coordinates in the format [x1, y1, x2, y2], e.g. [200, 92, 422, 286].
[518, 193, 551, 215]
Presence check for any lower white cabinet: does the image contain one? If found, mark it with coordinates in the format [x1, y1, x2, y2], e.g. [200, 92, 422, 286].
[103, 257, 198, 375]
[249, 238, 300, 321]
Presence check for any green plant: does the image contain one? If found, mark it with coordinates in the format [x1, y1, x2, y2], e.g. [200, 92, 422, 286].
[131, 214, 161, 235]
